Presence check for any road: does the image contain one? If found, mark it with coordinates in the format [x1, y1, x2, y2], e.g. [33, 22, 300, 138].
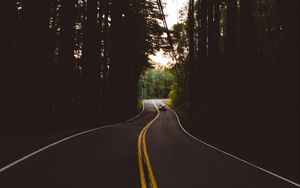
[0, 100, 298, 188]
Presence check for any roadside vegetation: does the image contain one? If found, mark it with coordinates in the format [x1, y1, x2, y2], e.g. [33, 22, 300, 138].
[139, 66, 173, 99]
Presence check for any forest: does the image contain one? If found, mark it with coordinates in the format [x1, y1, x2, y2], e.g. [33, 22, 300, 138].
[1, 0, 169, 126]
[139, 67, 172, 99]
[169, 0, 299, 183]
[0, 0, 299, 184]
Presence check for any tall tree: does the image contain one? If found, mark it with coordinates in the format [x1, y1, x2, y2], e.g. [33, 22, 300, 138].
[18, 0, 51, 125]
[195, 0, 208, 119]
[124, 0, 148, 113]
[101, 0, 110, 106]
[187, 0, 195, 113]
[239, 0, 257, 73]
[81, 0, 101, 120]
[107, 0, 127, 119]
[213, 0, 221, 67]
[224, 0, 238, 81]
[207, 0, 214, 63]
[55, 0, 76, 122]
[197, 0, 208, 85]
[1, 0, 18, 126]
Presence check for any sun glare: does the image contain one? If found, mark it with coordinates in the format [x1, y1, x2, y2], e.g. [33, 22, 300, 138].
[149, 50, 174, 68]
[149, 0, 187, 69]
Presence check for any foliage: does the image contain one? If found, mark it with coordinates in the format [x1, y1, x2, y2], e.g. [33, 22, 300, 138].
[139, 67, 173, 99]
[3, 0, 169, 125]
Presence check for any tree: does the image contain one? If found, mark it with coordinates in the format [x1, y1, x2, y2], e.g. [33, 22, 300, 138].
[224, 0, 237, 82]
[107, 0, 166, 119]
[213, 0, 221, 66]
[18, 0, 51, 125]
[81, 0, 101, 120]
[239, 0, 257, 73]
[1, 0, 18, 127]
[1, 0, 174, 126]
[197, 0, 208, 99]
[55, 0, 76, 122]
[187, 0, 195, 114]
[170, 0, 299, 181]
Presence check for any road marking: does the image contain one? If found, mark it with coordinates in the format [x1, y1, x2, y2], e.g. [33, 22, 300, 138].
[126, 101, 145, 122]
[138, 126, 147, 188]
[138, 100, 160, 188]
[163, 100, 300, 187]
[0, 101, 145, 174]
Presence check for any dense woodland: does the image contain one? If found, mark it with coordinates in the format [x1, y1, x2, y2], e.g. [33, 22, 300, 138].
[169, 0, 299, 182]
[139, 67, 172, 99]
[1, 0, 168, 126]
[1, 0, 299, 183]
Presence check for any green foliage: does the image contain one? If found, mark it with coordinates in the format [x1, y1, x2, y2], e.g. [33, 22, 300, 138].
[169, 85, 182, 108]
[139, 67, 173, 99]
[167, 21, 188, 112]
[137, 98, 143, 112]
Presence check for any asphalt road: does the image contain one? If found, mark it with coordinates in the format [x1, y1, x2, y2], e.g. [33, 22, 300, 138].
[0, 99, 298, 188]
[147, 100, 298, 188]
[0, 101, 156, 188]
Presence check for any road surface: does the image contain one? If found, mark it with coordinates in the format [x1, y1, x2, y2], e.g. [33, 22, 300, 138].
[0, 100, 298, 188]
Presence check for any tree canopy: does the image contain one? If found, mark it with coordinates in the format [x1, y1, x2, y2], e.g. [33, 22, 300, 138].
[2, 0, 169, 126]
[169, 0, 299, 182]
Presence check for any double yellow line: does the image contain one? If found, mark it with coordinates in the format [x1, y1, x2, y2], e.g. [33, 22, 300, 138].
[138, 100, 160, 188]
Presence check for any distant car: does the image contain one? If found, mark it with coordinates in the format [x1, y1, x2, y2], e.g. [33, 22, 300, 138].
[158, 105, 167, 111]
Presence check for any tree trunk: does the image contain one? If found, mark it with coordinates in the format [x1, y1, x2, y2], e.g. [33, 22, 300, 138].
[1, 0, 17, 127]
[224, 0, 238, 81]
[18, 0, 51, 125]
[207, 0, 214, 64]
[81, 0, 101, 121]
[213, 0, 221, 67]
[197, 0, 208, 113]
[102, 0, 110, 110]
[239, 0, 257, 63]
[55, 0, 76, 123]
[188, 0, 195, 116]
[107, 0, 128, 120]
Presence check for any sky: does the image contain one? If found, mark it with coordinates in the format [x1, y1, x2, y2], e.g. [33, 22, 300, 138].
[164, 0, 188, 29]
[149, 0, 188, 68]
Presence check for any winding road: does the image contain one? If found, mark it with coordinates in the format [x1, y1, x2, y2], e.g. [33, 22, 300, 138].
[0, 100, 298, 188]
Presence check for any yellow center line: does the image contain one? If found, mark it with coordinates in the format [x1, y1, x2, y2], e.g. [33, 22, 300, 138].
[138, 100, 160, 188]
[138, 127, 147, 188]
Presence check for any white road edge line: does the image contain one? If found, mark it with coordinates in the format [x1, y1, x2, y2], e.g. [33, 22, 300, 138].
[163, 100, 300, 187]
[0, 101, 145, 174]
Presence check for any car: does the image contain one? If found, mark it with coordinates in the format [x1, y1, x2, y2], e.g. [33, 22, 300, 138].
[158, 104, 167, 111]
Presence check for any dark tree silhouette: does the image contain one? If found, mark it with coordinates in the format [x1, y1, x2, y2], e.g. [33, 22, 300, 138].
[55, 0, 76, 123]
[197, 0, 208, 103]
[180, 0, 299, 182]
[3, 0, 167, 127]
[187, 0, 195, 116]
[17, 0, 51, 125]
[213, 0, 221, 66]
[1, 0, 18, 127]
[223, 0, 237, 82]
[81, 0, 101, 120]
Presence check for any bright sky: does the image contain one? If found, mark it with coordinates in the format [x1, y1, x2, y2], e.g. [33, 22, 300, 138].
[164, 0, 188, 29]
[149, 0, 188, 68]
